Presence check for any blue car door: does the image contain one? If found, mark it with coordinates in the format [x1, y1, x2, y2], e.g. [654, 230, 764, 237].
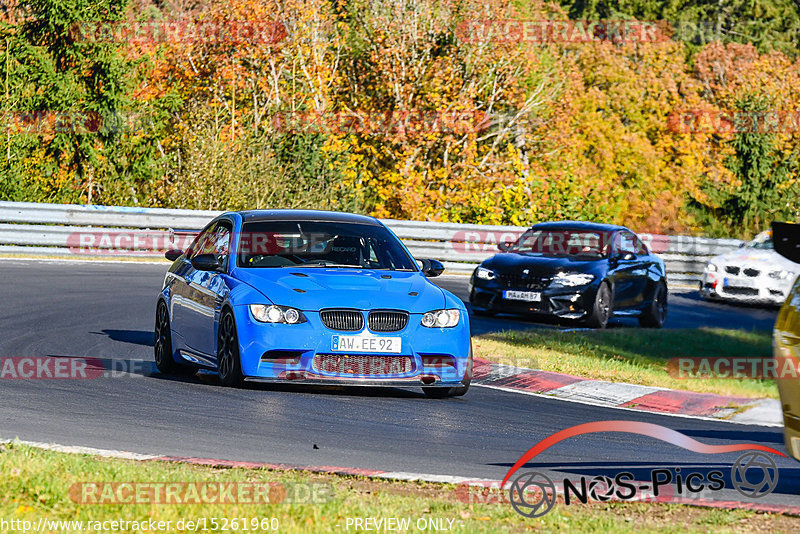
[170, 223, 216, 350]
[182, 221, 232, 357]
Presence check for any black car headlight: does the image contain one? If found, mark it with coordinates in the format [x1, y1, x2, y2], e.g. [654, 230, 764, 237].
[475, 267, 496, 280]
[551, 272, 595, 287]
[249, 304, 306, 324]
[421, 309, 461, 328]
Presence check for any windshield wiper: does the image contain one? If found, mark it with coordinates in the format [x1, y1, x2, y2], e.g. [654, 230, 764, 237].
[298, 263, 365, 268]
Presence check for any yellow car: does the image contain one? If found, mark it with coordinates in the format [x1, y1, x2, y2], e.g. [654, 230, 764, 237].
[773, 222, 800, 461]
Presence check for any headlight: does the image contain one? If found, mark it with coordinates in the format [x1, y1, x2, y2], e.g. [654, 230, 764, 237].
[770, 270, 796, 281]
[706, 263, 718, 273]
[551, 272, 595, 287]
[421, 309, 460, 328]
[475, 266, 496, 280]
[249, 304, 306, 324]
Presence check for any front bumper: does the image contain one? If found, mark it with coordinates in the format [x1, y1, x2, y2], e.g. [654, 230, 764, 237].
[232, 305, 471, 387]
[700, 271, 788, 306]
[470, 279, 598, 319]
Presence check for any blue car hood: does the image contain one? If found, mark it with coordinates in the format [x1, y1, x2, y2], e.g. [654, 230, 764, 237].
[232, 268, 446, 312]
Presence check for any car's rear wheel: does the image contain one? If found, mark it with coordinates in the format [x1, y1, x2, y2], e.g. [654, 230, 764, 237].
[423, 345, 472, 398]
[217, 310, 244, 387]
[154, 301, 181, 374]
[586, 282, 612, 329]
[639, 282, 668, 328]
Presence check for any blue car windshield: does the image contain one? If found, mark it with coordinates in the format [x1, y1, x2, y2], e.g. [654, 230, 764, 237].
[237, 221, 418, 270]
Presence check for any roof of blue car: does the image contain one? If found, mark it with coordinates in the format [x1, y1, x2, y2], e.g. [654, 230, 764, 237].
[529, 220, 627, 232]
[235, 209, 382, 225]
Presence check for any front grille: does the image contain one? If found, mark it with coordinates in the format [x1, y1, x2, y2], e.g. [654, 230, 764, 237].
[725, 266, 740, 275]
[743, 268, 760, 277]
[723, 287, 758, 296]
[368, 310, 408, 332]
[313, 354, 413, 375]
[499, 272, 551, 290]
[320, 309, 364, 331]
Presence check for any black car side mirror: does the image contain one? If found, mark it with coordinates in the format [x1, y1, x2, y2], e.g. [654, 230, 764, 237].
[191, 253, 224, 272]
[773, 222, 800, 263]
[497, 241, 514, 252]
[165, 249, 183, 261]
[419, 258, 445, 277]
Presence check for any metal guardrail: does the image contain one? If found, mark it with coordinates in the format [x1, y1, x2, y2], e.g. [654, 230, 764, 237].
[0, 201, 743, 283]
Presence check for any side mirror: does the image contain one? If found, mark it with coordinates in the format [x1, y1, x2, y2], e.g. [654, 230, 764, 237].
[165, 249, 183, 262]
[497, 241, 513, 252]
[773, 222, 800, 263]
[738, 242, 746, 249]
[419, 258, 445, 277]
[191, 253, 223, 272]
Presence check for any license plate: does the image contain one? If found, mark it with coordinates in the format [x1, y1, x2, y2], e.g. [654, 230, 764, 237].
[503, 290, 542, 302]
[724, 278, 757, 289]
[331, 335, 401, 353]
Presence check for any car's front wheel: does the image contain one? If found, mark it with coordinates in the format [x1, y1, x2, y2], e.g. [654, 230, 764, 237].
[154, 301, 180, 374]
[585, 282, 613, 329]
[639, 282, 668, 328]
[217, 310, 244, 387]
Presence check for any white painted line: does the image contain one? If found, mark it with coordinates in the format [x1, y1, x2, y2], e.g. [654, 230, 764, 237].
[728, 399, 783, 426]
[547, 380, 664, 406]
[0, 437, 159, 460]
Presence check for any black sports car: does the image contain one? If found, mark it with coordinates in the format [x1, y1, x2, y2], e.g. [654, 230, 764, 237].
[469, 221, 668, 328]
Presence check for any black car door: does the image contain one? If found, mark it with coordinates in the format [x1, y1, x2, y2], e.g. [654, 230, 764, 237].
[608, 231, 650, 309]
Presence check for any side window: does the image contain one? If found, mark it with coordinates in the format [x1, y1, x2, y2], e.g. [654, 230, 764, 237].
[617, 232, 637, 254]
[633, 236, 649, 255]
[186, 223, 218, 260]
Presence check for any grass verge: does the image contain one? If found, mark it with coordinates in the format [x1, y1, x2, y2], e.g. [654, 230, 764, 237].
[473, 328, 778, 399]
[1, 443, 797, 533]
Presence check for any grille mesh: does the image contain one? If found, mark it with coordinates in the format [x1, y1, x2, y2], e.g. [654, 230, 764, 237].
[313, 354, 413, 375]
[743, 268, 760, 277]
[320, 309, 364, 331]
[499, 272, 551, 290]
[368, 310, 408, 332]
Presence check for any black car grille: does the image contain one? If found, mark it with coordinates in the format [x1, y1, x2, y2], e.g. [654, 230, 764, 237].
[499, 272, 551, 290]
[313, 354, 413, 375]
[320, 309, 364, 331]
[723, 287, 758, 296]
[725, 266, 740, 275]
[368, 310, 408, 332]
[743, 268, 760, 277]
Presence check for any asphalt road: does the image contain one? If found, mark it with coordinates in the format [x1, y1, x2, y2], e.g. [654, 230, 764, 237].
[0, 260, 795, 510]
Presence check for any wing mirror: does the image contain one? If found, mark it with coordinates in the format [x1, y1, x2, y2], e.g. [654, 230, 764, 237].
[419, 258, 445, 277]
[165, 249, 183, 261]
[191, 253, 223, 272]
[497, 241, 514, 252]
[773, 222, 800, 263]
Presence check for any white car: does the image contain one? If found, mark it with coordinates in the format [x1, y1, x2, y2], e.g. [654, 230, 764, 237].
[700, 231, 798, 306]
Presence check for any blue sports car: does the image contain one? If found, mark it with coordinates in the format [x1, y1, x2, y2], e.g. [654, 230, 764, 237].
[154, 210, 472, 397]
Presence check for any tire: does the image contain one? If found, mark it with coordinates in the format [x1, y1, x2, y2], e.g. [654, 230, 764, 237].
[423, 344, 472, 398]
[154, 301, 180, 374]
[585, 282, 613, 329]
[217, 310, 244, 387]
[639, 282, 668, 328]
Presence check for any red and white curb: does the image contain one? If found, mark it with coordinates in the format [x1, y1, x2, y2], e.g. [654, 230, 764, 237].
[3, 437, 799, 516]
[472, 359, 783, 427]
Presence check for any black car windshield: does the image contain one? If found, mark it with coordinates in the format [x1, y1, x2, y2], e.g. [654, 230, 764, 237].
[237, 220, 418, 270]
[509, 229, 613, 258]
